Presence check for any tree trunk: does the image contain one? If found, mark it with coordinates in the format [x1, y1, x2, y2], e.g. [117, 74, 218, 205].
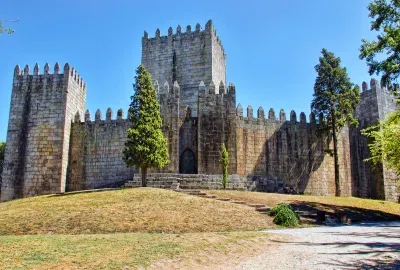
[141, 167, 147, 187]
[331, 113, 341, 197]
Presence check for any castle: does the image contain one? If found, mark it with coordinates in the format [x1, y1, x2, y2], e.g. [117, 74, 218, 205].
[1, 20, 399, 202]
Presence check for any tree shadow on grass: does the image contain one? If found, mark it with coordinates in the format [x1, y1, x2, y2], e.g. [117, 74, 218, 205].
[287, 201, 400, 224]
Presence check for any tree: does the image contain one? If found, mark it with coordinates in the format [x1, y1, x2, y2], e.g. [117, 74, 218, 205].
[359, 0, 400, 97]
[0, 142, 5, 184]
[122, 65, 169, 187]
[220, 143, 229, 189]
[360, 0, 400, 179]
[362, 110, 400, 175]
[311, 49, 360, 197]
[0, 19, 18, 35]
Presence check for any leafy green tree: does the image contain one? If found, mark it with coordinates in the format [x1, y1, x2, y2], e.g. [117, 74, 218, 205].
[360, 0, 400, 182]
[123, 65, 169, 187]
[311, 49, 360, 196]
[220, 143, 229, 189]
[0, 19, 17, 35]
[0, 142, 5, 183]
[362, 110, 400, 175]
[359, 0, 400, 97]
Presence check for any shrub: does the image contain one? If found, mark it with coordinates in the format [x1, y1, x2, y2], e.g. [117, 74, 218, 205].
[269, 203, 299, 227]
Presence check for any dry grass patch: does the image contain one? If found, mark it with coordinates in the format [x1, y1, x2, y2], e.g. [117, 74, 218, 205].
[0, 231, 270, 270]
[0, 188, 273, 235]
[205, 190, 400, 221]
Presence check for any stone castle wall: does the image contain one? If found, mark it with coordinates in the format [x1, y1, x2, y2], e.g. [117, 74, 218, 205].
[235, 108, 352, 196]
[1, 63, 86, 201]
[67, 109, 135, 191]
[350, 79, 399, 201]
[2, 21, 399, 202]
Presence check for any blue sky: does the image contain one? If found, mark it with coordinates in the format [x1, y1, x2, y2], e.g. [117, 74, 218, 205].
[0, 0, 376, 141]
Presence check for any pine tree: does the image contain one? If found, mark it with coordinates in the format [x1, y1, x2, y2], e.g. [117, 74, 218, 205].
[311, 49, 360, 197]
[0, 142, 5, 184]
[123, 65, 169, 187]
[220, 143, 229, 189]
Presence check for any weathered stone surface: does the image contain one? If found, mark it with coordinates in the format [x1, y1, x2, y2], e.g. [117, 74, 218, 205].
[1, 64, 86, 201]
[1, 20, 398, 202]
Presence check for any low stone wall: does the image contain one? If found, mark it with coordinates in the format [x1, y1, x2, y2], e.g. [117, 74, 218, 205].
[125, 173, 247, 190]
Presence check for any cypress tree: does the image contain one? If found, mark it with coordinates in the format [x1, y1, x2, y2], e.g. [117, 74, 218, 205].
[123, 65, 169, 187]
[311, 49, 360, 197]
[220, 143, 229, 189]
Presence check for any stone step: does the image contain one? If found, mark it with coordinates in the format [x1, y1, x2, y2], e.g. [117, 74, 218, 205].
[204, 195, 217, 198]
[195, 192, 208, 196]
[216, 198, 230, 201]
[232, 201, 247, 204]
[248, 204, 266, 208]
[256, 207, 270, 212]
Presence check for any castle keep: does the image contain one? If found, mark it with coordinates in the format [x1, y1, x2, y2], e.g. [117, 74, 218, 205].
[1, 20, 399, 202]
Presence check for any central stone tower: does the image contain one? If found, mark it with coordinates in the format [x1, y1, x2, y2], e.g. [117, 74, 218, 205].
[141, 20, 226, 117]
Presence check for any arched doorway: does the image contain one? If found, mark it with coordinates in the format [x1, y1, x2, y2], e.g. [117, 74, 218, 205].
[179, 149, 197, 174]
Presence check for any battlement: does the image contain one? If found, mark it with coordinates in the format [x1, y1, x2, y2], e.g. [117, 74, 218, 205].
[142, 20, 225, 58]
[197, 80, 235, 96]
[13, 63, 86, 91]
[236, 104, 312, 126]
[73, 108, 127, 123]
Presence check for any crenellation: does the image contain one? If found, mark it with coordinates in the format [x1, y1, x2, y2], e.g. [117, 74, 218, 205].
[168, 26, 173, 36]
[176, 25, 181, 34]
[236, 104, 243, 117]
[34, 63, 40, 75]
[186, 25, 191, 33]
[23, 65, 30, 76]
[370, 78, 378, 90]
[362, 81, 368, 92]
[257, 107, 265, 119]
[290, 110, 297, 123]
[247, 105, 253, 119]
[13, 65, 20, 77]
[95, 109, 102, 121]
[163, 81, 169, 93]
[74, 111, 81, 123]
[280, 109, 286, 121]
[106, 108, 112, 121]
[219, 81, 225, 95]
[85, 109, 91, 121]
[268, 108, 276, 120]
[309, 112, 316, 125]
[209, 81, 215, 94]
[300, 112, 306, 124]
[153, 80, 159, 93]
[54, 62, 60, 74]
[117, 109, 124, 120]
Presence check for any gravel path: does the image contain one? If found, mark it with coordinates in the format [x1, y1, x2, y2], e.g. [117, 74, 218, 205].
[238, 221, 400, 270]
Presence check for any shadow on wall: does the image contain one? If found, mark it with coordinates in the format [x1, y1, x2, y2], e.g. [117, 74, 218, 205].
[237, 107, 345, 196]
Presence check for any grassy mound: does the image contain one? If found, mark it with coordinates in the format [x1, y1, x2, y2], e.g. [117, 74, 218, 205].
[269, 203, 299, 227]
[0, 188, 273, 235]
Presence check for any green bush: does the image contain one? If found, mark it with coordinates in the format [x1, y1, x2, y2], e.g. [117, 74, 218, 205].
[269, 203, 299, 227]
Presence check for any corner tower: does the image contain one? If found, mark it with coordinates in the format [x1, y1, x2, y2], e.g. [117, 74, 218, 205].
[141, 20, 226, 117]
[0, 63, 86, 201]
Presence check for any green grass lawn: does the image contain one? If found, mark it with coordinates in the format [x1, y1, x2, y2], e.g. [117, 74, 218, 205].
[0, 231, 269, 269]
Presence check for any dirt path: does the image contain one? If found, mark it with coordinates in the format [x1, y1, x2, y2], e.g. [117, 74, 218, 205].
[238, 221, 400, 270]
